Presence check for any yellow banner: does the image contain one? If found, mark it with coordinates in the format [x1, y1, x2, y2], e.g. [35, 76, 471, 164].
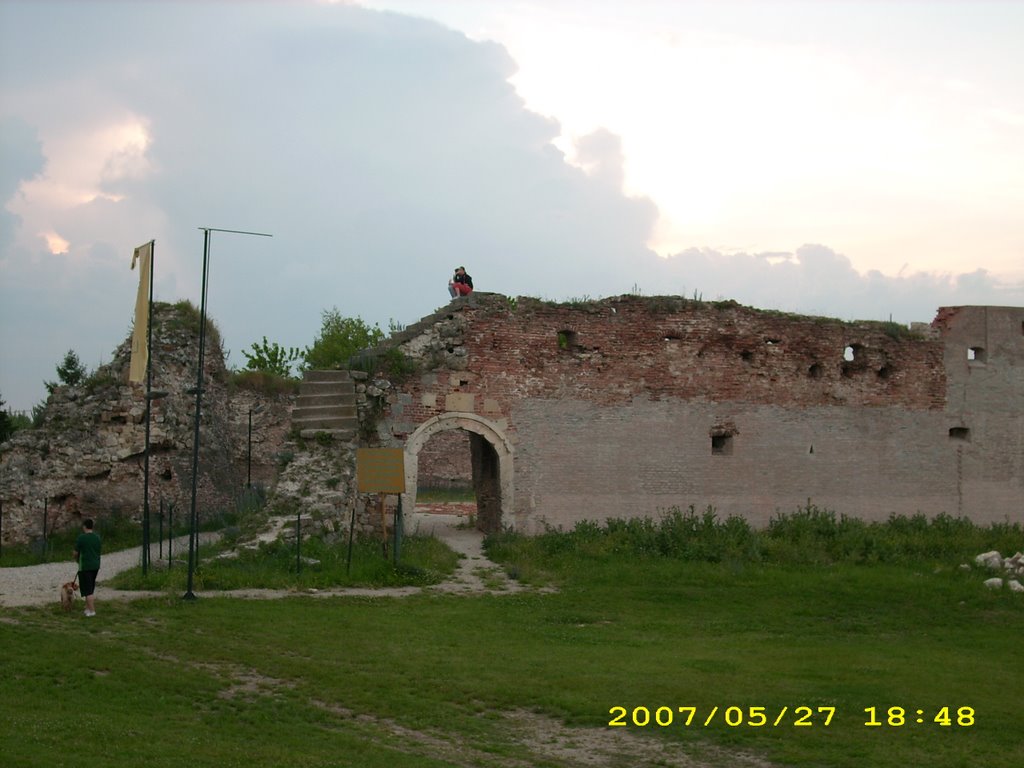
[129, 241, 153, 383]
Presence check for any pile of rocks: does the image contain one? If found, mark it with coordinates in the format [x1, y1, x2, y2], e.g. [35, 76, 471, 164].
[972, 550, 1024, 592]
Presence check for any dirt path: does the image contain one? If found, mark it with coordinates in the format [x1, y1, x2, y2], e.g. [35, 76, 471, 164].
[0, 512, 519, 609]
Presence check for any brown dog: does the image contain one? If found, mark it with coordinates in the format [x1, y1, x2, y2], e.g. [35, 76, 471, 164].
[60, 580, 78, 611]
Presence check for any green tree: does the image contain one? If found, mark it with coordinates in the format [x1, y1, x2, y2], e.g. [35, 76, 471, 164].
[45, 349, 87, 394]
[241, 336, 302, 378]
[0, 393, 11, 442]
[303, 309, 385, 370]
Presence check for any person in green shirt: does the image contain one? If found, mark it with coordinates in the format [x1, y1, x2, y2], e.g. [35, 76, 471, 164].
[73, 518, 101, 617]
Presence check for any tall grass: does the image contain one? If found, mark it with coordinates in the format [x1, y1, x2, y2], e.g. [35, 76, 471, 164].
[107, 534, 459, 591]
[487, 503, 1022, 584]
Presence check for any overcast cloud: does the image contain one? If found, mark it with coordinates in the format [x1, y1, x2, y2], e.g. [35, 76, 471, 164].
[1, 1, 1021, 411]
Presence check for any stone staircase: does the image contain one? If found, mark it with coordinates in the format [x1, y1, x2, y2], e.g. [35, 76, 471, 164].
[292, 370, 358, 439]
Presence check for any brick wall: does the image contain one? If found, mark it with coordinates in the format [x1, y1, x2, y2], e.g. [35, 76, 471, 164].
[379, 295, 1022, 530]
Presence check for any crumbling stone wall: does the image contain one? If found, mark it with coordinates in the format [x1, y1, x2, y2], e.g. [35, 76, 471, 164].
[0, 302, 293, 547]
[372, 294, 1022, 532]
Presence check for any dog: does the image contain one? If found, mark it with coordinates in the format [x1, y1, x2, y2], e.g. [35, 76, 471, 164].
[60, 579, 78, 611]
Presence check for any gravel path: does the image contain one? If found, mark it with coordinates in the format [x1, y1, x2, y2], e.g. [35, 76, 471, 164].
[0, 513, 519, 609]
[0, 532, 221, 608]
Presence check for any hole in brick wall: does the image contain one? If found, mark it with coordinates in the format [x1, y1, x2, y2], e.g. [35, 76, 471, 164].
[664, 333, 682, 342]
[877, 365, 893, 380]
[808, 363, 823, 379]
[740, 350, 753, 362]
[557, 330, 578, 351]
[949, 427, 970, 441]
[843, 345, 855, 362]
[809, 444, 814, 454]
[968, 346, 985, 363]
[765, 338, 781, 345]
[711, 434, 733, 455]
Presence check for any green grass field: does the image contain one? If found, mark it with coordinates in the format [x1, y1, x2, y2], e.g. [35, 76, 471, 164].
[1, 510, 1021, 767]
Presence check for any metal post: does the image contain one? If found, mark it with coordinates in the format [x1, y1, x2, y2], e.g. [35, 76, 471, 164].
[168, 502, 174, 570]
[394, 494, 403, 565]
[142, 241, 155, 576]
[184, 229, 211, 600]
[41, 499, 47, 560]
[247, 408, 253, 488]
[158, 498, 164, 560]
[346, 505, 356, 575]
[184, 227, 271, 601]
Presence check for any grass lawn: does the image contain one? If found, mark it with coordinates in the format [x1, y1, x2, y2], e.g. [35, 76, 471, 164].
[2, 535, 1021, 767]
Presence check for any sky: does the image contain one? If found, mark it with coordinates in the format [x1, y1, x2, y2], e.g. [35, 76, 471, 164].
[1, 0, 1022, 412]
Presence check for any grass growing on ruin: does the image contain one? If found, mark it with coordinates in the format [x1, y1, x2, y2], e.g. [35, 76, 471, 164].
[2, 514, 1021, 768]
[106, 534, 460, 591]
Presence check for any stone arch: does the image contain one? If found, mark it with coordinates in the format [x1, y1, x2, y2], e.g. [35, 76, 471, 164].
[402, 413, 515, 533]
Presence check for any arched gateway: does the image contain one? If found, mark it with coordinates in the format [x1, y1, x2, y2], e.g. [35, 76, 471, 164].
[402, 413, 515, 534]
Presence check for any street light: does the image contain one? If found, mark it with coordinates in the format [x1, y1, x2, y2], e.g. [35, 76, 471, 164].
[184, 227, 272, 601]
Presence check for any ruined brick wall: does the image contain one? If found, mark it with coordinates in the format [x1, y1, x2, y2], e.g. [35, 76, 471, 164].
[376, 294, 1022, 531]
[416, 430, 472, 488]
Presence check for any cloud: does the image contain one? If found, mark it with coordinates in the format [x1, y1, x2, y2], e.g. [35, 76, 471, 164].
[0, 2, 1019, 413]
[636, 244, 1024, 323]
[0, 116, 45, 253]
[0, 3, 660, 409]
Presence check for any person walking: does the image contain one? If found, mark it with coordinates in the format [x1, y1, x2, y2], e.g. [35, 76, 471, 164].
[73, 518, 101, 617]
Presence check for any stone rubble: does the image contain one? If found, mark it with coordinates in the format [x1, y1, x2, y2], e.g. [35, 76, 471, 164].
[971, 550, 1024, 591]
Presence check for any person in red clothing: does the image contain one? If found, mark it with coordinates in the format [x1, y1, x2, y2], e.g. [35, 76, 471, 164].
[448, 266, 473, 298]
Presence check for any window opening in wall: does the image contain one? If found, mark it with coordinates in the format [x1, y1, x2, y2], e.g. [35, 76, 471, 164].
[663, 333, 681, 342]
[809, 444, 814, 455]
[808, 363, 823, 379]
[968, 347, 985, 363]
[765, 338, 781, 345]
[843, 345, 855, 362]
[557, 330, 578, 350]
[948, 427, 970, 441]
[711, 434, 733, 455]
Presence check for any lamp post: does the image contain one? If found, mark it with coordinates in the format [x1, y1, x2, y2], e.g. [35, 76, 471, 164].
[184, 227, 272, 601]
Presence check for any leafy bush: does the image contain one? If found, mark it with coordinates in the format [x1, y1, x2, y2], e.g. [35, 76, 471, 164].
[303, 308, 384, 370]
[241, 336, 302, 377]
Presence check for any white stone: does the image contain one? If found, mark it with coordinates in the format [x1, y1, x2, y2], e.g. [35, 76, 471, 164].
[983, 578, 1004, 589]
[1008, 580, 1024, 593]
[975, 551, 1003, 569]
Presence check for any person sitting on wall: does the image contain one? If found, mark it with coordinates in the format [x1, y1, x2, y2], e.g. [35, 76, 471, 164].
[448, 266, 473, 298]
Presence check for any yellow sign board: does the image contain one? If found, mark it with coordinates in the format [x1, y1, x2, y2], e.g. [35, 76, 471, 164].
[357, 448, 406, 493]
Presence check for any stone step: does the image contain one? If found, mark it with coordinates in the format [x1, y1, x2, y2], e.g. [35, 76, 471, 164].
[292, 415, 359, 431]
[293, 404, 357, 420]
[295, 393, 356, 409]
[303, 369, 352, 383]
[299, 380, 355, 397]
[299, 428, 357, 441]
